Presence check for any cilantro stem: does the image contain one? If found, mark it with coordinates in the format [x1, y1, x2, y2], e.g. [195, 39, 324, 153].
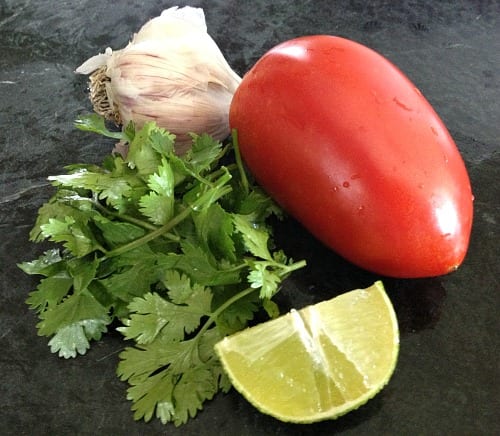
[104, 204, 193, 258]
[92, 199, 180, 242]
[90, 198, 181, 245]
[206, 163, 237, 181]
[104, 171, 232, 258]
[186, 168, 216, 188]
[195, 258, 306, 344]
[280, 259, 307, 275]
[92, 200, 152, 229]
[232, 129, 249, 195]
[196, 285, 257, 340]
[114, 213, 158, 232]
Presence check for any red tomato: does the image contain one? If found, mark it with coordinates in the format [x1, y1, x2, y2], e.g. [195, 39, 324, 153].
[230, 35, 473, 278]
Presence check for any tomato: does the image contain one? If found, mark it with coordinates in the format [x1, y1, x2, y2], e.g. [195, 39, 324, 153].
[230, 35, 473, 278]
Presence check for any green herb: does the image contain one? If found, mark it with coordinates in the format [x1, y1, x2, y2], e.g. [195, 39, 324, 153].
[19, 116, 305, 426]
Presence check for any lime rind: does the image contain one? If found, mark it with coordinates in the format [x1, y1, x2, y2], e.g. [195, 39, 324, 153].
[214, 281, 399, 423]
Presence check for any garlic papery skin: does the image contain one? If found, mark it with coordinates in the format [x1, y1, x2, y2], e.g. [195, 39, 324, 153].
[76, 6, 241, 153]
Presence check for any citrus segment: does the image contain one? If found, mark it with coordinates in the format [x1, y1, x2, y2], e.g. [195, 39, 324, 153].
[214, 281, 399, 423]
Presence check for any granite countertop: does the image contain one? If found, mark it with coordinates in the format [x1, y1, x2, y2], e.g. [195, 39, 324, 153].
[1, 1, 498, 435]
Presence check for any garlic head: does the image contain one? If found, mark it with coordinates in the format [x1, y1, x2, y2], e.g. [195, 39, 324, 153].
[76, 6, 241, 153]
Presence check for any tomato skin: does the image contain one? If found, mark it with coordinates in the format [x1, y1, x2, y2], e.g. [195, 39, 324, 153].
[230, 35, 473, 278]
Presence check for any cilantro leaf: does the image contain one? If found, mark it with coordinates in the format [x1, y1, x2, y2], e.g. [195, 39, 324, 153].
[37, 289, 111, 358]
[238, 187, 283, 220]
[212, 286, 260, 335]
[139, 157, 175, 225]
[26, 272, 73, 312]
[37, 289, 109, 336]
[118, 328, 223, 426]
[185, 133, 224, 173]
[94, 219, 146, 247]
[126, 122, 168, 176]
[29, 197, 93, 242]
[126, 363, 175, 423]
[18, 248, 65, 276]
[156, 242, 240, 287]
[40, 216, 100, 257]
[48, 169, 137, 213]
[162, 270, 212, 314]
[99, 259, 158, 302]
[233, 214, 273, 260]
[118, 287, 211, 344]
[193, 204, 236, 262]
[247, 261, 282, 299]
[149, 128, 175, 156]
[48, 319, 108, 358]
[160, 270, 192, 303]
[170, 364, 218, 425]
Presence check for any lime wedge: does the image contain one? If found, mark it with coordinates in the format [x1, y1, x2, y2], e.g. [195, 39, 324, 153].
[214, 281, 399, 423]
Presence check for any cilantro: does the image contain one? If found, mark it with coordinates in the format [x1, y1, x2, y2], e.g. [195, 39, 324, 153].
[138, 157, 175, 225]
[73, 113, 124, 139]
[19, 114, 306, 426]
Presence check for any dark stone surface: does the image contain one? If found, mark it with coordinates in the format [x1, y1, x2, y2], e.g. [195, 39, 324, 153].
[1, 1, 498, 434]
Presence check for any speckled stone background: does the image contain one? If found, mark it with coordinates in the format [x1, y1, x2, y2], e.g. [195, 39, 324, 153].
[1, 1, 499, 434]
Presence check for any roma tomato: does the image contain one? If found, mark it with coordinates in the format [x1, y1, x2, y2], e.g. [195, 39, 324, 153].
[230, 35, 473, 278]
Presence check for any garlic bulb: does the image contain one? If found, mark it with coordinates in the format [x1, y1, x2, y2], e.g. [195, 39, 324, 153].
[76, 6, 241, 153]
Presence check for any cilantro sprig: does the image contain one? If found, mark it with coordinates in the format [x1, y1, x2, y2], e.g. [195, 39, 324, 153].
[19, 115, 305, 426]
